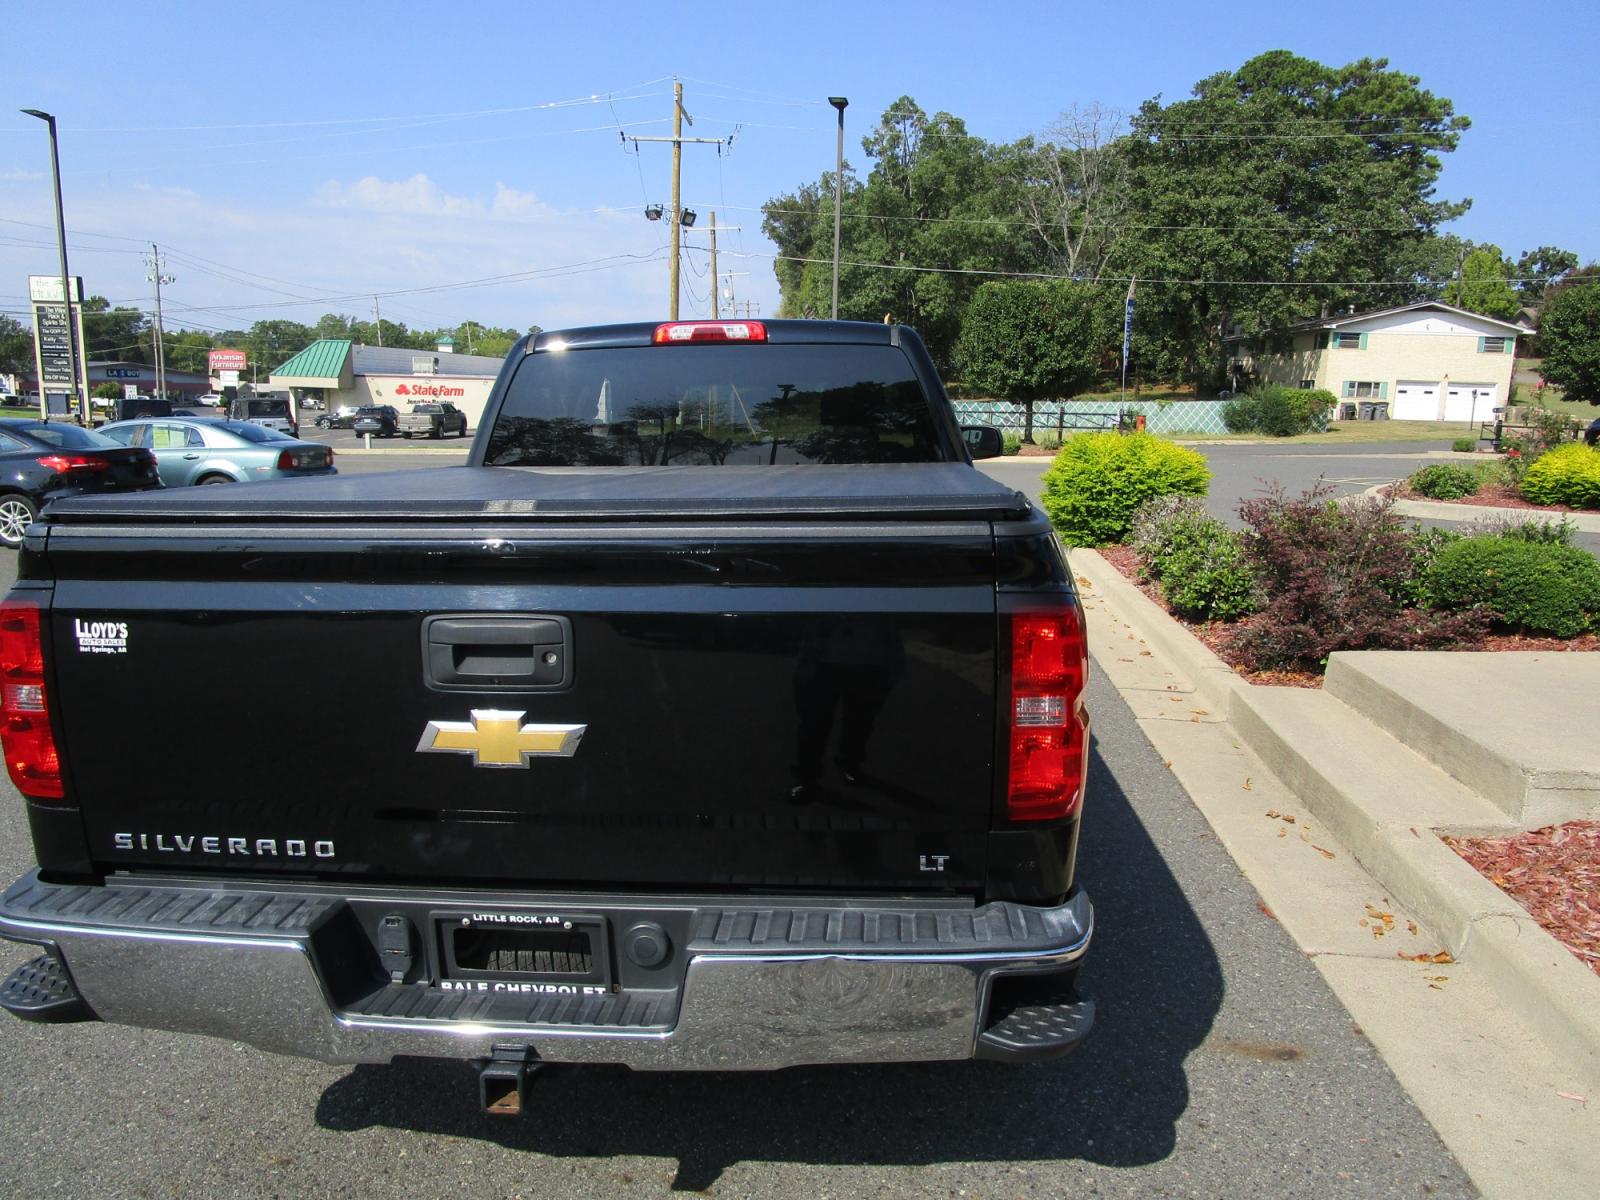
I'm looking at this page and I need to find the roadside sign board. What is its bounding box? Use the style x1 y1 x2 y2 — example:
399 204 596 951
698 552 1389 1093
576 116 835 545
123 384 139 400
33 302 79 389
218 369 240 386
208 349 247 373
28 275 84 304
27 276 88 418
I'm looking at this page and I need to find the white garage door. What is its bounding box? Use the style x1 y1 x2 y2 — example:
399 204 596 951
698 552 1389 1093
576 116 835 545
1444 383 1496 422
1392 381 1440 421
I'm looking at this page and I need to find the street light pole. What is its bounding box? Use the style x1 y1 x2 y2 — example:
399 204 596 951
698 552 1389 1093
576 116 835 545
21 108 84 423
828 97 848 320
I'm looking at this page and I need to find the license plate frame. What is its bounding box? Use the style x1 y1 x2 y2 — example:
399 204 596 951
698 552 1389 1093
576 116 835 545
434 909 611 991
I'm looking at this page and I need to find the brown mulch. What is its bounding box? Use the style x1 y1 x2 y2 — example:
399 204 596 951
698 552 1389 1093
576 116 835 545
1393 480 1592 514
1093 545 1600 681
1444 822 1600 978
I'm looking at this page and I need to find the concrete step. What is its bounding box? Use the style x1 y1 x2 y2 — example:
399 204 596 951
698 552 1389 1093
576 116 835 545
1228 686 1516 846
1324 651 1600 827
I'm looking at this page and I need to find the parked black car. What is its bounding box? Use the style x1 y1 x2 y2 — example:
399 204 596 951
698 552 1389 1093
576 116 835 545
315 405 361 430
352 405 399 438
0 419 162 547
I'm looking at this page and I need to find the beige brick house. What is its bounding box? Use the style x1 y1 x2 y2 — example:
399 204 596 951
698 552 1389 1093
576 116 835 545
1230 301 1531 422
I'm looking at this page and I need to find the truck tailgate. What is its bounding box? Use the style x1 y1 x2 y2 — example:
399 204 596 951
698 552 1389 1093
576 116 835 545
38 466 1022 894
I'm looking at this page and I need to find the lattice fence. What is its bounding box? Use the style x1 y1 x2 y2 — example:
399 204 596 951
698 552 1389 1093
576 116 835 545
952 399 1233 437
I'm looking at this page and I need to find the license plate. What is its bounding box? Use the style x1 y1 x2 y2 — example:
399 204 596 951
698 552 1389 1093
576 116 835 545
435 910 611 994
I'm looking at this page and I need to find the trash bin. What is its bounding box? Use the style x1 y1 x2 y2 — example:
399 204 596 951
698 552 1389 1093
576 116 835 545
1339 403 1357 421
1358 402 1377 420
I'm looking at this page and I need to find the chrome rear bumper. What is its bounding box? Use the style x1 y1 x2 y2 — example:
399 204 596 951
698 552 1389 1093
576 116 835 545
0 871 1092 1070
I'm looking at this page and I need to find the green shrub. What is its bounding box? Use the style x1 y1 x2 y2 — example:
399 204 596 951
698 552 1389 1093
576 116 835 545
1426 537 1600 636
1001 432 1022 456
1521 407 1584 459
1129 495 1210 569
1221 394 1260 435
1409 463 1483 500
1459 513 1576 545
1127 496 1259 621
1222 385 1334 436
1158 527 1260 622
1041 432 1210 546
1451 437 1478 453
1520 443 1600 509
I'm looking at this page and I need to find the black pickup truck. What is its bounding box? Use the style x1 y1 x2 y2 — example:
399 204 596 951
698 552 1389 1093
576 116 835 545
0 319 1093 1113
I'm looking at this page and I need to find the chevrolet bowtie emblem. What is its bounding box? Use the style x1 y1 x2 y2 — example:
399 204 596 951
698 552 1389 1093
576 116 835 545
416 710 586 768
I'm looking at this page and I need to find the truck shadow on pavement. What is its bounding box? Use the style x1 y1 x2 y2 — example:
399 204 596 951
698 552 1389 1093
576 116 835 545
314 738 1224 1190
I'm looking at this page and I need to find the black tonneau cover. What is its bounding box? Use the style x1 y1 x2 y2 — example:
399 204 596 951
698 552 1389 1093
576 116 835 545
45 463 1030 524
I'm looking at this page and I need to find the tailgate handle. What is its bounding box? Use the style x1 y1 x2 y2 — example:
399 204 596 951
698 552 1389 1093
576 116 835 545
423 615 572 690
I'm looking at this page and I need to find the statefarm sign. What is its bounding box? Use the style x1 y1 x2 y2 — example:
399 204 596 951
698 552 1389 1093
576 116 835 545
392 382 465 398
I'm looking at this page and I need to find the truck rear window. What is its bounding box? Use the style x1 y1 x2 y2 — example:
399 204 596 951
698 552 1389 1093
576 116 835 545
484 344 945 466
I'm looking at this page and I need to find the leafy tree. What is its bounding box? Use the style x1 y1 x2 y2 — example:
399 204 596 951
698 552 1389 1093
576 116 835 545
1449 244 1520 319
1011 104 1130 282
1538 268 1600 405
1515 246 1578 302
0 315 33 374
954 280 1111 441
1112 51 1470 384
313 313 355 340
91 382 123 401
165 330 216 375
760 174 840 314
81 295 150 362
244 319 313 374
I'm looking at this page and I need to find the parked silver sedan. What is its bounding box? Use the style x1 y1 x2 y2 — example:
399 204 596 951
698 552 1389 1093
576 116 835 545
98 418 336 486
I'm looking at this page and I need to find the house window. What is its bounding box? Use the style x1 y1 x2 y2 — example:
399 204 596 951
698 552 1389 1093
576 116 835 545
1299 379 1315 390
1341 381 1386 398
1332 331 1366 349
1480 336 1508 353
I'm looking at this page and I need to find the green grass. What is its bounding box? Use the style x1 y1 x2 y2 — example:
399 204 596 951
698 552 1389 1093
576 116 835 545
1172 420 1481 445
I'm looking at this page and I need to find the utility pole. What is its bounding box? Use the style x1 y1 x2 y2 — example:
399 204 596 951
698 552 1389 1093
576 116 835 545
373 296 383 346
708 212 719 319
623 81 735 319
669 82 683 319
146 244 174 400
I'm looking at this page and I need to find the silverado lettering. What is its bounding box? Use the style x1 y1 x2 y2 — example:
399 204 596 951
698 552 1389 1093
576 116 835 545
0 319 1094 1113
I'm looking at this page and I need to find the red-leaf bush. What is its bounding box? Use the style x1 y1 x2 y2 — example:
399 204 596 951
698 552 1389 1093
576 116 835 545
1232 484 1485 670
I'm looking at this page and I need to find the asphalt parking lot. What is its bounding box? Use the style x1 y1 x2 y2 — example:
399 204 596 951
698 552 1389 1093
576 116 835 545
0 513 1472 1196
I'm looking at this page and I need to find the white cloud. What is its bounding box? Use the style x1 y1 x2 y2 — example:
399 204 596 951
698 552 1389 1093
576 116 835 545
0 172 692 332
312 173 484 218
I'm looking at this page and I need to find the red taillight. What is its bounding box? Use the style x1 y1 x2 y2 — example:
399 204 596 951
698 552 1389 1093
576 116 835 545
1006 604 1089 822
652 321 768 344
36 454 110 474
0 599 63 800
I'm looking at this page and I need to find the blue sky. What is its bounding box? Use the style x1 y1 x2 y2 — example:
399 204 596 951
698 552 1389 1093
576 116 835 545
4 0 1596 342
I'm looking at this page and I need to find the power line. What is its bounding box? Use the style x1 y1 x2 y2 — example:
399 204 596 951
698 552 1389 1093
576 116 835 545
16 81 678 135
745 250 1565 289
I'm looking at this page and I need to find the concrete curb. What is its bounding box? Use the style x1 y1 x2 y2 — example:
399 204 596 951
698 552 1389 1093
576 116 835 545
1360 483 1600 531
1070 545 1600 1088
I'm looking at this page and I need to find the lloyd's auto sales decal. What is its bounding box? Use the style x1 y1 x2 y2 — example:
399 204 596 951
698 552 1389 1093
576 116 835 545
73 617 128 655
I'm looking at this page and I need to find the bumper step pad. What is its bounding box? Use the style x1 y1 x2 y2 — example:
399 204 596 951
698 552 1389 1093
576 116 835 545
0 954 96 1024
976 993 1095 1063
